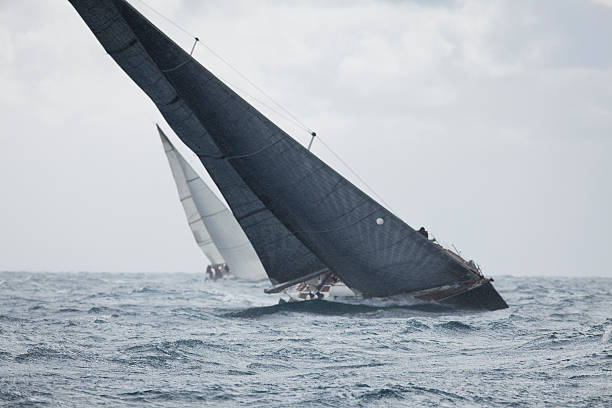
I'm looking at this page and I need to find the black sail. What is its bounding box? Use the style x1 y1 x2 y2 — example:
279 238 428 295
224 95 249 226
69 0 495 297
67 0 325 284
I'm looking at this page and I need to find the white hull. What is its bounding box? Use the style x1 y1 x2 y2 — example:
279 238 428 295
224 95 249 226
281 274 361 303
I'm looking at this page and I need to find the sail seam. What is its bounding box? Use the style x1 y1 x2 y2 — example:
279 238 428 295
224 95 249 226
161 60 190 73
188 216 204 226
235 207 268 223
216 241 252 251
162 95 180 106
201 209 227 218
92 14 123 34
226 137 284 161
108 38 138 55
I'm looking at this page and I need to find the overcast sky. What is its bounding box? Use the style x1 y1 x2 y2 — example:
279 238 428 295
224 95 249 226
1 0 611 277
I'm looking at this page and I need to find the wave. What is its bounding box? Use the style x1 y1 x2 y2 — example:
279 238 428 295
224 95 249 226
130 286 160 294
222 299 455 318
57 308 81 313
14 346 74 362
358 387 405 402
400 319 431 333
117 389 212 403
115 338 229 368
87 306 133 316
357 383 466 402
603 327 612 344
2 272 610 407
0 314 25 323
435 321 477 331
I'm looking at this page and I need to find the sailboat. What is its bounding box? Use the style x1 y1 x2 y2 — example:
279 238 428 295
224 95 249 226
69 0 508 310
158 126 267 281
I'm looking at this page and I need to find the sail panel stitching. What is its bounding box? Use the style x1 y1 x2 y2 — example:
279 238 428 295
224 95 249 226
107 38 138 55
235 207 268 223
201 208 227 218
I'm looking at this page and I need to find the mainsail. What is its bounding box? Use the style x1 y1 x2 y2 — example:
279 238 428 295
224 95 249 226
159 126 267 281
69 0 508 309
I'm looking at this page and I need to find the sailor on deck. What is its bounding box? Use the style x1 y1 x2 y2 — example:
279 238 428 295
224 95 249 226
418 227 429 239
205 265 214 280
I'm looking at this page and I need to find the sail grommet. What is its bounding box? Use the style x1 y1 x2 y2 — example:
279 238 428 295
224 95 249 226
376 217 384 225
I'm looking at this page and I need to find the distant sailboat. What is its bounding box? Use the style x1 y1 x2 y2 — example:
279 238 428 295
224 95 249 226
158 126 267 281
69 0 508 310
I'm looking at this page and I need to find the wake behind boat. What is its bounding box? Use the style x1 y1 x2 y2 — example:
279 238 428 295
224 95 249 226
69 0 508 311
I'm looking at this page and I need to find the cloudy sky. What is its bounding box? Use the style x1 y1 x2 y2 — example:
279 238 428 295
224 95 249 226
1 0 610 277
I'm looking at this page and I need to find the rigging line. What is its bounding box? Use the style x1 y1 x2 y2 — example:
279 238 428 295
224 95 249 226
198 39 315 134
132 0 394 214
131 0 313 136
211 75 315 145
316 137 394 213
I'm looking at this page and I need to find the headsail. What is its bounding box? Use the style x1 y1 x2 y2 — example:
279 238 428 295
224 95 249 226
68 0 502 302
159 126 223 266
159 126 267 281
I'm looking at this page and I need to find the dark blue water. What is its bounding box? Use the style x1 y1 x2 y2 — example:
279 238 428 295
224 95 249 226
0 272 609 407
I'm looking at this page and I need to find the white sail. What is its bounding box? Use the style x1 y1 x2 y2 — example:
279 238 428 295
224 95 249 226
159 126 267 281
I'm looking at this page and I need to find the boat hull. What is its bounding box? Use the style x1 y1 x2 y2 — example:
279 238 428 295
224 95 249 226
438 281 508 311
283 278 508 311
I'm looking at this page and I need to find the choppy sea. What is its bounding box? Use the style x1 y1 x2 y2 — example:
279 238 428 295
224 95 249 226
0 272 610 407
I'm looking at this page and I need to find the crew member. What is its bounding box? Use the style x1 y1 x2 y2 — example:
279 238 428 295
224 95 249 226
418 227 429 239
214 264 223 280
205 265 214 280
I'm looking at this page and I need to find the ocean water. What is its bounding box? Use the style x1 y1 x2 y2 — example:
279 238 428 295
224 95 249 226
0 272 609 407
